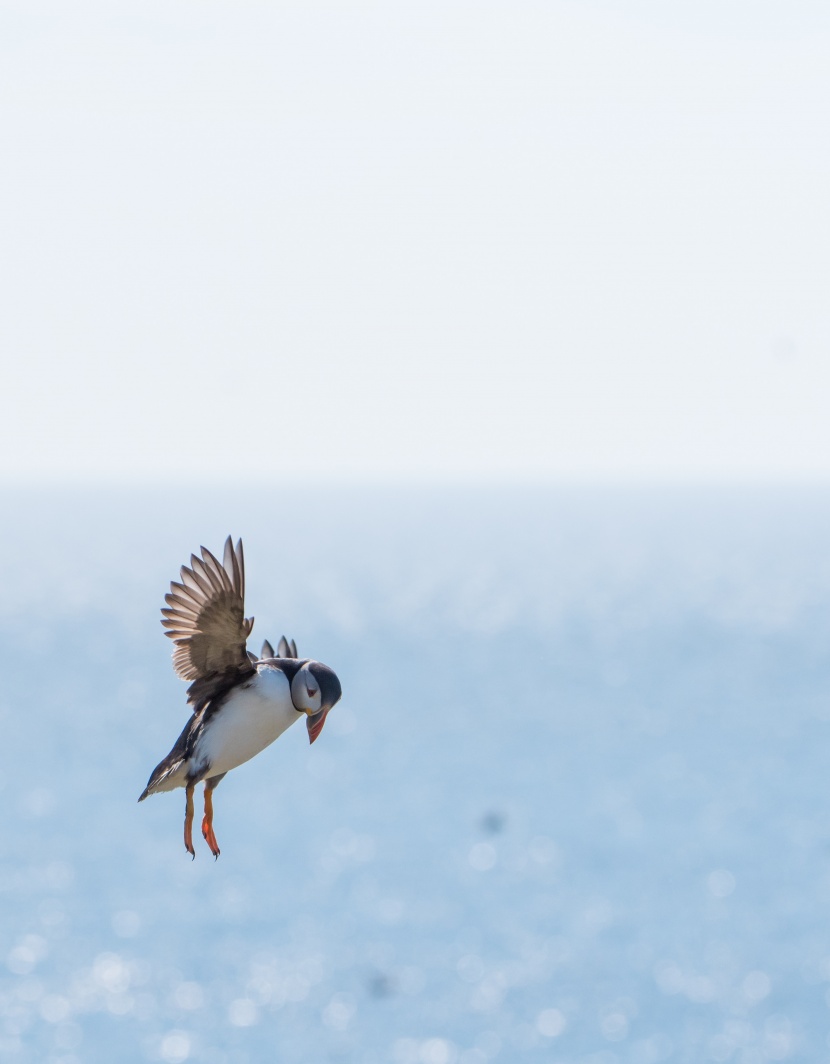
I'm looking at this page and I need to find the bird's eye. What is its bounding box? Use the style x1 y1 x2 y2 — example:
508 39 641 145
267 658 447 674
306 684 318 698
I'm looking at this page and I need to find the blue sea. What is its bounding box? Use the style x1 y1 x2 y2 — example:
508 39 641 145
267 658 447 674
2 486 830 1064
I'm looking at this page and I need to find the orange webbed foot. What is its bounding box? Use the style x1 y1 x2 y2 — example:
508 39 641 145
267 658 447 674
202 783 221 859
184 783 196 859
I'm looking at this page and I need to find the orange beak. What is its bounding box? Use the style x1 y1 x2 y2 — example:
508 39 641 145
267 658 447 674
307 709 328 744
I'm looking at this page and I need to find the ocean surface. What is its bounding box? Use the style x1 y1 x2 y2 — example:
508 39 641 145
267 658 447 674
2 486 830 1064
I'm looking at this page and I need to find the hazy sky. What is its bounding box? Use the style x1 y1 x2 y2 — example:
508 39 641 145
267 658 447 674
1 1 829 483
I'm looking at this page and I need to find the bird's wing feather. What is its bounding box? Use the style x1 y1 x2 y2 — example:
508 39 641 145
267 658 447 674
161 536 255 705
277 635 299 659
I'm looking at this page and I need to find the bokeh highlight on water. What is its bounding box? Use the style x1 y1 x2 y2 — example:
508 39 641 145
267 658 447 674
1 486 830 1063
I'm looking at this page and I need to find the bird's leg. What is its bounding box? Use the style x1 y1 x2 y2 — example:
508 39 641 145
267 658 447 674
202 781 221 859
184 783 196 859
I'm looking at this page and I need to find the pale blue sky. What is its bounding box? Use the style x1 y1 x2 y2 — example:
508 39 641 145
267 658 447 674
1 1 828 482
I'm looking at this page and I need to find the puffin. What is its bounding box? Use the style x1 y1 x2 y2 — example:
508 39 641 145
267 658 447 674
139 536 342 858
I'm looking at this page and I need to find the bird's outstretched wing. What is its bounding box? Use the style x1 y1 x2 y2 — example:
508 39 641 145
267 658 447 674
161 536 255 707
259 637 298 660
246 637 299 664
277 636 298 659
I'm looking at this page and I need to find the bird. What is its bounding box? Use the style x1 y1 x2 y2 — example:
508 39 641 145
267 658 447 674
139 536 342 858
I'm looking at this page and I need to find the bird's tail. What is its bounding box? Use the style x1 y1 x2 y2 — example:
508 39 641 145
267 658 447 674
138 752 187 801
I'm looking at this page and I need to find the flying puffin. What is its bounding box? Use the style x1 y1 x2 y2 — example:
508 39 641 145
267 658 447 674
139 536 342 858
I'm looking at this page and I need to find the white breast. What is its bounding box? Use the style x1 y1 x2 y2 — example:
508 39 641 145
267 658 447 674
191 665 301 779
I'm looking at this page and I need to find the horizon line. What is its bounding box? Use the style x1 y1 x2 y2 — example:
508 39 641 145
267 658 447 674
2 474 830 491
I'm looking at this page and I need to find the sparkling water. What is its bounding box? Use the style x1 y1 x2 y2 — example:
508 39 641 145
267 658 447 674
2 486 830 1063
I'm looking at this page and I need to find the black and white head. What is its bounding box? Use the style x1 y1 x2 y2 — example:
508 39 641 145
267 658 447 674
257 636 342 744
290 660 343 743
